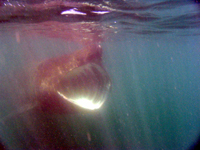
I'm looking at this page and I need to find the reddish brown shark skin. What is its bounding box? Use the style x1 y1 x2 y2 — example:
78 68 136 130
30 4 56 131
35 44 102 92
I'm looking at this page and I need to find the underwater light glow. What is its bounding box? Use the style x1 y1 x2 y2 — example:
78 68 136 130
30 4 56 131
57 92 103 110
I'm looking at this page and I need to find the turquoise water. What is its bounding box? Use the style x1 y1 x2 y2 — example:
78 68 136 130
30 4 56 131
0 0 200 149
103 34 200 149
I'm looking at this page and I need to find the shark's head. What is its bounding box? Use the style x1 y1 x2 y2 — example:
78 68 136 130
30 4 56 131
35 45 111 112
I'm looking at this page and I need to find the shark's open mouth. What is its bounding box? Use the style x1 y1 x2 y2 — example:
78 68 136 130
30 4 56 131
35 45 111 111
56 63 111 110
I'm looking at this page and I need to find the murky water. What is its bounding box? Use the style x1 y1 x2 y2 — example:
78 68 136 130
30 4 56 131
0 0 200 149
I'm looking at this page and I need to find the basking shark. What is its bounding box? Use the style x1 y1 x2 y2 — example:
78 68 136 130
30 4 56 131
0 0 115 149
0 0 114 118
35 45 111 111
0 44 111 149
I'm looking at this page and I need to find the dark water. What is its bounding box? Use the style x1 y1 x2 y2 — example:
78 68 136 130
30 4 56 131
0 0 200 149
